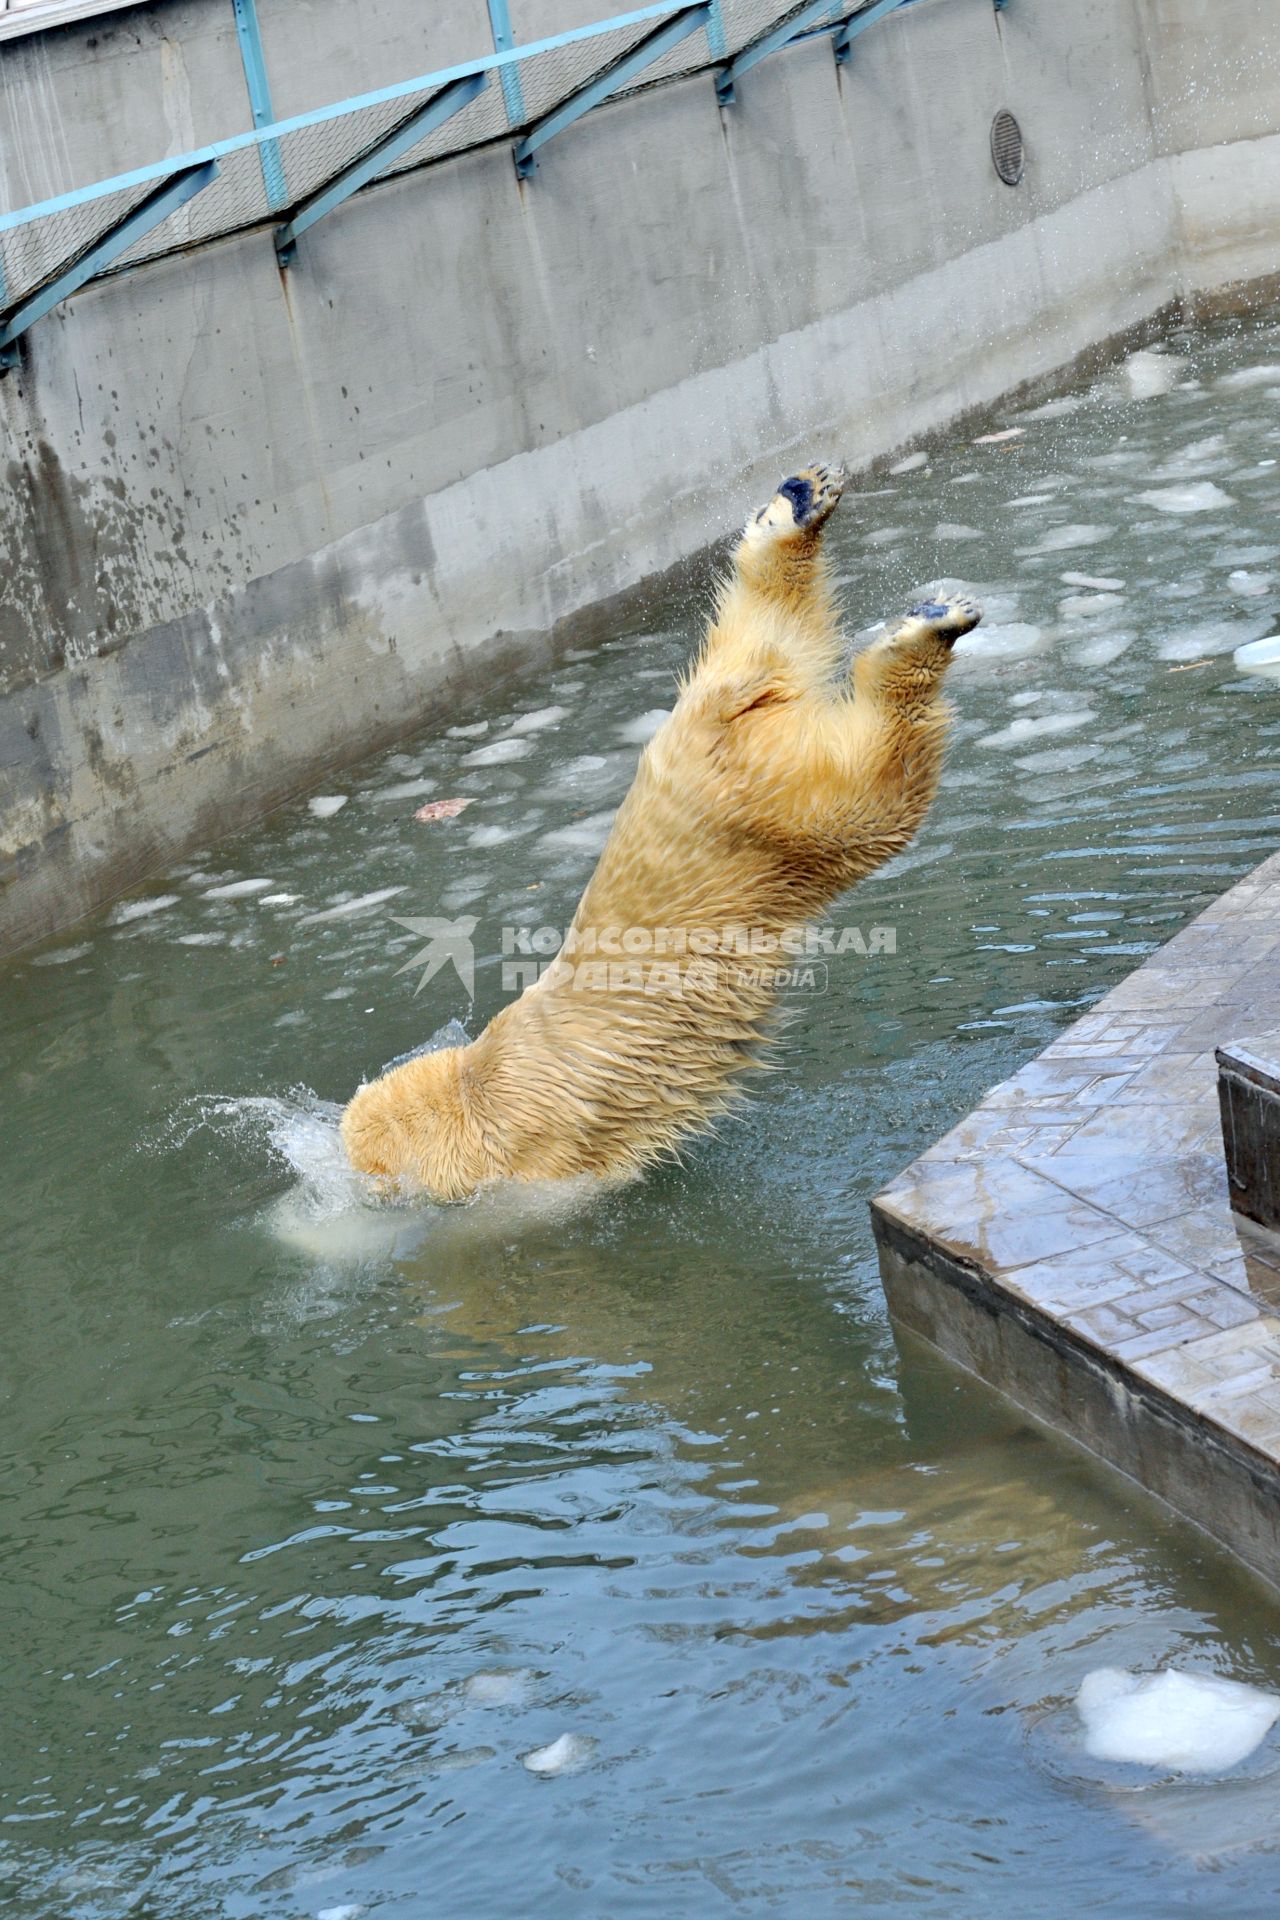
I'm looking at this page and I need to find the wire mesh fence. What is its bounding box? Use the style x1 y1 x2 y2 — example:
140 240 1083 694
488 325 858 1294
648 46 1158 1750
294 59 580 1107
0 0 901 324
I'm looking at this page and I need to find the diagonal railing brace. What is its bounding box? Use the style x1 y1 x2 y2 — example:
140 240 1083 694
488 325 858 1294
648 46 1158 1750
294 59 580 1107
513 2 712 177
0 159 219 373
274 70 488 266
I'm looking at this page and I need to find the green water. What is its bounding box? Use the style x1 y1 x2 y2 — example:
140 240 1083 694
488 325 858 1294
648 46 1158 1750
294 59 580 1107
5 312 1280 1918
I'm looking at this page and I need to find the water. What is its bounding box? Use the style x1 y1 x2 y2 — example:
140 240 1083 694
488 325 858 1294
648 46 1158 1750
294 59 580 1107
5 310 1280 1918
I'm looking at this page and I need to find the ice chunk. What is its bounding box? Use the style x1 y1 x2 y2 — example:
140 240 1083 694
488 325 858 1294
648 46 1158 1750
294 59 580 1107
978 710 1094 749
298 887 406 924
177 932 227 947
889 450 928 473
1061 572 1125 590
1059 592 1124 617
259 893 299 906
308 795 348 818
1135 482 1234 514
1078 1667 1280 1773
933 523 983 541
1018 524 1112 555
972 427 1024 445
617 709 671 744
447 721 488 739
109 893 182 922
540 809 617 852
864 526 907 547
1121 349 1184 399
1013 743 1102 773
367 777 436 802
507 705 568 734
1072 630 1136 667
463 736 533 766
201 878 274 899
459 1668 536 1707
1149 433 1230 479
1228 569 1272 597
31 943 94 965
1019 395 1084 421
1155 613 1274 662
317 1907 365 1920
560 754 608 777
521 1732 597 1776
1216 362 1280 390
952 622 1045 663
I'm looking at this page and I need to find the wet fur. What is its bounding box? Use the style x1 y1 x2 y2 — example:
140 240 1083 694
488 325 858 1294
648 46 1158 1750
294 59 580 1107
341 465 979 1200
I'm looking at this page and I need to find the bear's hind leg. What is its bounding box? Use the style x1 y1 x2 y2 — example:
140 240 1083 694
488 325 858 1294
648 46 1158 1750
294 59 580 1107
853 595 981 710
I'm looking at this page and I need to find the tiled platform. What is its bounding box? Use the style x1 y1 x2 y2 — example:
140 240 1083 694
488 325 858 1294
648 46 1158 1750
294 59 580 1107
872 849 1280 1589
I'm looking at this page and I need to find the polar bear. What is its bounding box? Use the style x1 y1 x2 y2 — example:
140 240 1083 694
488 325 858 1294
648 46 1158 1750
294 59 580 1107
341 464 979 1199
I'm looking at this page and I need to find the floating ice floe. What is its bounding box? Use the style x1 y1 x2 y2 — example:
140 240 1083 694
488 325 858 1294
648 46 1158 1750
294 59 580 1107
1077 1667 1280 1773
1228 569 1273 597
31 943 94 965
446 720 488 739
1149 433 1231 480
317 1906 365 1920
889 450 929 473
1135 481 1235 514
308 795 348 818
952 621 1046 663
616 709 671 744
1072 630 1137 668
462 736 533 766
1216 362 1280 390
459 1668 537 1708
369 777 436 803
521 1732 598 1777
259 893 299 906
1018 524 1113 555
1121 349 1185 399
972 427 1024 445
977 710 1095 750
177 932 227 947
1059 592 1124 617
298 887 406 924
539 809 618 853
1061 571 1126 590
1019 395 1085 421
506 705 568 734
932 523 983 541
1155 613 1275 662
202 877 274 899
109 893 182 922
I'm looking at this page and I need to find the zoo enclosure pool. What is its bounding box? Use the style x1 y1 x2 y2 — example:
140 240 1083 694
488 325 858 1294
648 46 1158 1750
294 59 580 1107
3 306 1280 1915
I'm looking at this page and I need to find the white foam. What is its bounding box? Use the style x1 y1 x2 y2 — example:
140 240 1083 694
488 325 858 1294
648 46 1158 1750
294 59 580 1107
109 893 182 922
1078 1667 1280 1773
201 878 274 899
1061 572 1125 590
507 705 568 734
463 736 534 766
1136 482 1234 514
298 887 405 924
616 709 671 744
307 795 348 818
978 710 1095 750
521 1732 597 1777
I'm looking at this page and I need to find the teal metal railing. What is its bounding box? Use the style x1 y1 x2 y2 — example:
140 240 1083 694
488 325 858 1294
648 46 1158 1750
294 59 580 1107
0 0 934 370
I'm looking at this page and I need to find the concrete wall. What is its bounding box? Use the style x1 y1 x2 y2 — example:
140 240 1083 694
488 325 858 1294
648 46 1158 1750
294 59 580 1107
2 0 1280 953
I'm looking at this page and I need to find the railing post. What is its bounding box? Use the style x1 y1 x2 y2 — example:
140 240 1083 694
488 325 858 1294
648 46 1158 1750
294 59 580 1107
231 0 288 209
486 0 527 127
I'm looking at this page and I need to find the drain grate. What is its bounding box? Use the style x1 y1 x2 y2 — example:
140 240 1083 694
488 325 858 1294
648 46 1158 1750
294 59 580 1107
990 108 1024 186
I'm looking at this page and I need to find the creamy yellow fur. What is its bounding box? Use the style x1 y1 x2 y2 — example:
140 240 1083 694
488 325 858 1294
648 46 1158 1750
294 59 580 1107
341 464 979 1199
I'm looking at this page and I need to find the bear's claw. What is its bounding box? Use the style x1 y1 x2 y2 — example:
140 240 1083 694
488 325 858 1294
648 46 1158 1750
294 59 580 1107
900 595 982 647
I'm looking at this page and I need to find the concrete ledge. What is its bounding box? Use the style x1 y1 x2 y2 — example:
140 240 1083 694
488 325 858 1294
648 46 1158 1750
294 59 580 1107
872 849 1280 1592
